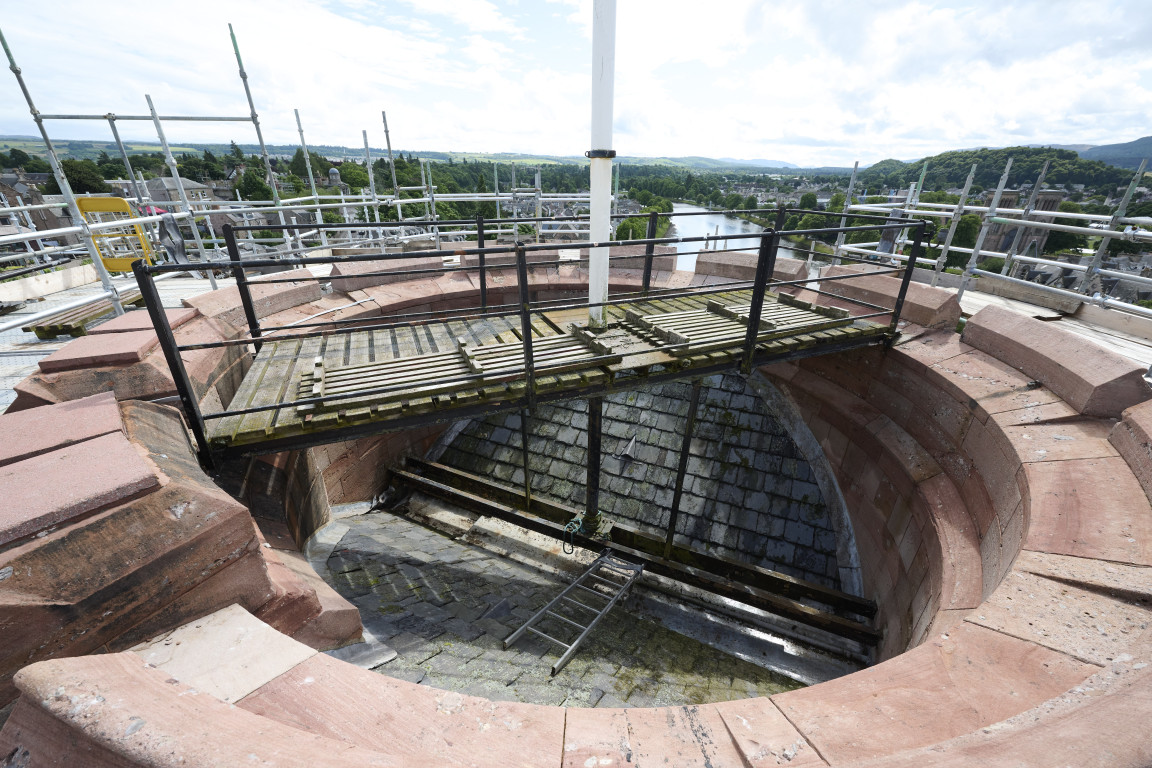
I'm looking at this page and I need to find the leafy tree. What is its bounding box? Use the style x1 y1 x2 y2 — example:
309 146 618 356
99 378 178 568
338 161 370 188
284 173 306 195
723 192 744 210
289 148 309 178
744 195 758 210
43 158 112 194
799 192 818 210
951 213 982 248
236 167 273 201
229 141 244 162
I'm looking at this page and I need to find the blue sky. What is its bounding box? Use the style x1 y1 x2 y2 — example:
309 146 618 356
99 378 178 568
1 0 1150 167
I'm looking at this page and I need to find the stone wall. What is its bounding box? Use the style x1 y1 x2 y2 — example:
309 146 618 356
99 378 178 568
439 373 844 588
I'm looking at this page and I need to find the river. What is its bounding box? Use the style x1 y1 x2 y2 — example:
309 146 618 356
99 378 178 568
668 203 798 271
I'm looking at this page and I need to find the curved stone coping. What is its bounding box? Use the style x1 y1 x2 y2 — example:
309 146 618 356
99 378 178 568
3 276 1152 764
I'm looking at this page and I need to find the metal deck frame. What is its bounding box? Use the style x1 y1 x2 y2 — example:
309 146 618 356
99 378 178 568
133 208 928 470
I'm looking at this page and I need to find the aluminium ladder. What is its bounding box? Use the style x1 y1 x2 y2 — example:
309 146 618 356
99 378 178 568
504 550 644 674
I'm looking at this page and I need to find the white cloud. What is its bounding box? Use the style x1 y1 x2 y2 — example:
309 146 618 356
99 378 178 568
1 0 1150 167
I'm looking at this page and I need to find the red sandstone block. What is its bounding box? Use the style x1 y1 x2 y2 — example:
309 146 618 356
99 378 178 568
238 653 564 766
834 664 1152 767
90 307 197 334
818 265 961 329
1109 399 1152 504
329 256 446 292
992 418 1119 464
693 253 808 284
623 705 751 767
183 267 322 328
891 329 971 374
563 707 631 767
0 391 122 468
915 473 982 611
960 418 1022 535
711 698 825 766
771 622 1095 764
961 304 1150 418
2 654 394 766
926 349 1064 424
0 432 161 547
38 330 159 373
1024 456 1152 565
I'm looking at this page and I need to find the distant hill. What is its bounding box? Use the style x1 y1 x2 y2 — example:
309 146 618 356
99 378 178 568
857 146 1133 191
718 157 798 169
1079 137 1152 171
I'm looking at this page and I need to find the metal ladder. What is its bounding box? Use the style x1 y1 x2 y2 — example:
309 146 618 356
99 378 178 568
504 550 644 674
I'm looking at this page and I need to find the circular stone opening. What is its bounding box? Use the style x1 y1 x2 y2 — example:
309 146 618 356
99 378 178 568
275 371 877 708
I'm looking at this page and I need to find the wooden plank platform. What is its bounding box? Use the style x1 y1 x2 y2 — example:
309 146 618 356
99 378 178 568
23 288 145 339
207 288 889 452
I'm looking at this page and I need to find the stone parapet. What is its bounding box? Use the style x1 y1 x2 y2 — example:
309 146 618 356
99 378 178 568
962 303 1150 417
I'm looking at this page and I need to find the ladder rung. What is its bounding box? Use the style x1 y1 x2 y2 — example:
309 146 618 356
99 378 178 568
526 626 570 649
546 610 587 630
587 573 625 587
560 595 597 612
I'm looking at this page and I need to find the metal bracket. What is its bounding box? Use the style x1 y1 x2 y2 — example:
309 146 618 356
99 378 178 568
585 149 617 159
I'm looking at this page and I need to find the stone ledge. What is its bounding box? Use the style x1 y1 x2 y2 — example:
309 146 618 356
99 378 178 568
961 304 1150 418
90 307 198 335
0 431 163 547
0 391 123 468
38 330 160 373
818 265 962 329
1109 398 1152 504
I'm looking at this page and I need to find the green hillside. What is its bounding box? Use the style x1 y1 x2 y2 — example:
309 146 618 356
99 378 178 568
858 146 1134 192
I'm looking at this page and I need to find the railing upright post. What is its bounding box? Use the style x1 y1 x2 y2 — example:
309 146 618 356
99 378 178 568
476 215 488 310
133 261 215 470
665 378 702 558
642 210 658 294
585 395 603 533
741 228 780 374
224 224 263 354
890 223 925 334
515 242 536 410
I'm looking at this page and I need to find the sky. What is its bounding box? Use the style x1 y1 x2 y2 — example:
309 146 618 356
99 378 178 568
1 0 1150 168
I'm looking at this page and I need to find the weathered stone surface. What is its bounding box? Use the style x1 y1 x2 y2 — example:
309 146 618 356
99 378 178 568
962 304 1151 418
818 265 962 329
0 431 162 547
562 708 631 766
836 663 1152 767
0 402 306 707
238 652 566 765
132 604 317 704
38 330 160 373
183 267 322 329
711 697 825 766
623 705 748 767
1110 398 1152 504
967 550 1152 665
1024 456 1152 565
89 307 197 334
10 314 243 408
330 255 447 292
694 253 808 285
0 654 395 767
0 391 122 468
772 623 1096 764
